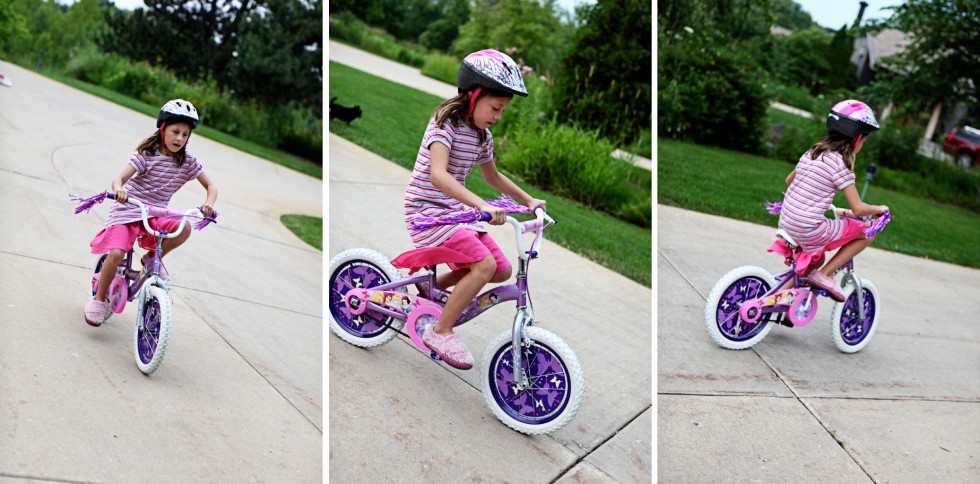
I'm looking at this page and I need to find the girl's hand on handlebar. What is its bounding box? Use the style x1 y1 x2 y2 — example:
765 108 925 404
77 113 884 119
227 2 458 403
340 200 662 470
200 204 215 218
113 189 129 204
478 203 506 225
527 198 547 214
876 205 889 215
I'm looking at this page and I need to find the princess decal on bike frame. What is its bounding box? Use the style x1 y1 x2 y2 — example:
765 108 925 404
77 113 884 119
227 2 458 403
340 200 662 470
403 49 547 369
84 99 218 326
774 99 889 301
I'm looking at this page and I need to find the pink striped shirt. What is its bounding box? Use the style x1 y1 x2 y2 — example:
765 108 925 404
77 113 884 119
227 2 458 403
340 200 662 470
778 150 855 252
404 116 494 247
104 150 203 228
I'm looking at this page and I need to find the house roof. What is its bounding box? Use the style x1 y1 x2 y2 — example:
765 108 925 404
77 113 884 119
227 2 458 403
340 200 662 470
868 28 910 69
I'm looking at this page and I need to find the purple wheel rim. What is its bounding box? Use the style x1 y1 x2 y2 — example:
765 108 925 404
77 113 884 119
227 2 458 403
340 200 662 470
487 340 571 425
839 287 876 345
713 276 772 342
138 296 160 364
329 260 393 338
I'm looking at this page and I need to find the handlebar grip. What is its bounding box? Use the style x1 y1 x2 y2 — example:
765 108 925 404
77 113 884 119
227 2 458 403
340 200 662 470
479 212 492 222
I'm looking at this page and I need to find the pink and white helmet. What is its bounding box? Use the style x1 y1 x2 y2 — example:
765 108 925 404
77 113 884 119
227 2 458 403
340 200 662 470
457 49 528 97
157 99 199 129
827 100 880 138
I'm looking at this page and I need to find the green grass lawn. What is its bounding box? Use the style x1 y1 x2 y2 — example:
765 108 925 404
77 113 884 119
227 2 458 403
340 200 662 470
658 138 980 269
281 215 323 250
329 61 652 286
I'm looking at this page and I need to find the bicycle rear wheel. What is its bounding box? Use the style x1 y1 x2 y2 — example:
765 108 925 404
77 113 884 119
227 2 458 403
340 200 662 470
482 327 585 435
704 266 776 349
328 248 405 347
134 285 172 374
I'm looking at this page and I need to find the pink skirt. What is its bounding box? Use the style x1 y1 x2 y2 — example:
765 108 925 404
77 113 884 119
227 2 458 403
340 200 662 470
439 229 511 274
90 218 182 254
769 218 867 274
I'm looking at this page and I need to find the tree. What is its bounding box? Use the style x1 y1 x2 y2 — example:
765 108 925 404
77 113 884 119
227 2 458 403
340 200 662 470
864 0 980 114
231 0 322 107
659 0 776 48
453 0 572 76
101 0 321 108
0 0 30 57
553 0 651 143
772 0 816 31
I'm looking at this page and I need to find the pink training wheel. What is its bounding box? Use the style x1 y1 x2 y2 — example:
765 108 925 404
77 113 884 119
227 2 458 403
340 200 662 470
108 275 128 313
787 291 818 326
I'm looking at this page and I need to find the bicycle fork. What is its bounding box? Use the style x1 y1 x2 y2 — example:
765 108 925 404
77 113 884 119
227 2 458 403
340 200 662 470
510 260 534 390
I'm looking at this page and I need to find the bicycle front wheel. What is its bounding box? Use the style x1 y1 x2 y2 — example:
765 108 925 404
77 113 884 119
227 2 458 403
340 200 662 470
482 327 585 435
831 279 879 353
134 285 173 375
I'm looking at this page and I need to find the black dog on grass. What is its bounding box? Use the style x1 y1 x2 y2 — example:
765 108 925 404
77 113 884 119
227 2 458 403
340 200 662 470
329 97 362 125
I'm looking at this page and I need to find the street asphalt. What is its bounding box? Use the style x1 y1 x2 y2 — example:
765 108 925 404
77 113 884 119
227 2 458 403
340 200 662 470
0 60 322 482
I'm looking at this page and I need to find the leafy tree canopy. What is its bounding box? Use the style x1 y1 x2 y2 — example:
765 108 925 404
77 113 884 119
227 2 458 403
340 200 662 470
864 0 980 114
452 0 573 76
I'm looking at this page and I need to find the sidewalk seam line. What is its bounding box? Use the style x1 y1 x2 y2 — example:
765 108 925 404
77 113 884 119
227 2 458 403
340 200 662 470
661 246 877 482
171 290 323 434
550 404 652 483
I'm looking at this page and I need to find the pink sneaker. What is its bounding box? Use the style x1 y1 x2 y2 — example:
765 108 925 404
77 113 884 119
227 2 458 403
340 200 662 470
84 300 111 327
423 331 474 370
807 271 844 302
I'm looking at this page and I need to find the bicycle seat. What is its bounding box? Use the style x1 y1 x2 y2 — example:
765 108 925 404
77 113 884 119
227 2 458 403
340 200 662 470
391 247 482 274
775 229 798 249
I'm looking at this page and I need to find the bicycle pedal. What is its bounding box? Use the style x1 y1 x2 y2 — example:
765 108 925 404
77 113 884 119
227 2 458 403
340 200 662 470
429 351 442 362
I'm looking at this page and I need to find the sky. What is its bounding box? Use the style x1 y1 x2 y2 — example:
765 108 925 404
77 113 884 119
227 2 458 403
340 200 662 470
792 0 900 30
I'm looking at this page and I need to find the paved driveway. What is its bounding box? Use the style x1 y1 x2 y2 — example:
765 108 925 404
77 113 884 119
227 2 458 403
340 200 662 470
0 60 322 482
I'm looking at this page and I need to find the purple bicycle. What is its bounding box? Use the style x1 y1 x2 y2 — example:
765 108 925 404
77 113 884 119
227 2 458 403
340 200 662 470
328 203 585 435
705 205 891 353
74 192 217 374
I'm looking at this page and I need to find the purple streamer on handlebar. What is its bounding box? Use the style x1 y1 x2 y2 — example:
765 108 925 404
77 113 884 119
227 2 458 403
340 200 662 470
69 191 109 214
764 199 783 215
411 195 531 230
863 211 892 238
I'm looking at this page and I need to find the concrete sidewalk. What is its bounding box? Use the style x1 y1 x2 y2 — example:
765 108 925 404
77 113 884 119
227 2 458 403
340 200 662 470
0 60 322 481
658 204 980 482
328 134 652 482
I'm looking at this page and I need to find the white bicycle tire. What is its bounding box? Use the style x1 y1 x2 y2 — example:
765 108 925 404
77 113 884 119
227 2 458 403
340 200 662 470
481 327 585 435
704 266 777 350
327 248 406 348
134 285 172 374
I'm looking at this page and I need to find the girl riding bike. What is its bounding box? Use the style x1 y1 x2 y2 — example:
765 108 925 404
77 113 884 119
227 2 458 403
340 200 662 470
404 49 546 369
84 99 218 326
775 99 889 301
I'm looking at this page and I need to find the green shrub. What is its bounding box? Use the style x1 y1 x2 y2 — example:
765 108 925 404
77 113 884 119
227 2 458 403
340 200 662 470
659 39 770 153
62 48 321 163
498 122 650 227
420 52 458 85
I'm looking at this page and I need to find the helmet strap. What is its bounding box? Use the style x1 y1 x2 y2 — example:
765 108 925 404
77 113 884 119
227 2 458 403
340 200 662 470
466 86 483 124
853 133 864 146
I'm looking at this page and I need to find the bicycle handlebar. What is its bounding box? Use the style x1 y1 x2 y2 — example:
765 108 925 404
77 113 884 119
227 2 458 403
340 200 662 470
106 193 211 239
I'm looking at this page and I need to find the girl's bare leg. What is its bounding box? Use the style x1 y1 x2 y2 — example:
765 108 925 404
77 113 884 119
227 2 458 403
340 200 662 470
820 237 874 276
436 265 511 289
159 221 191 257
94 249 126 302
434 255 496 335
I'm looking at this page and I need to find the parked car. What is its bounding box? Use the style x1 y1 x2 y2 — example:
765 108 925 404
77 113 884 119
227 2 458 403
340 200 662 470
943 126 980 169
